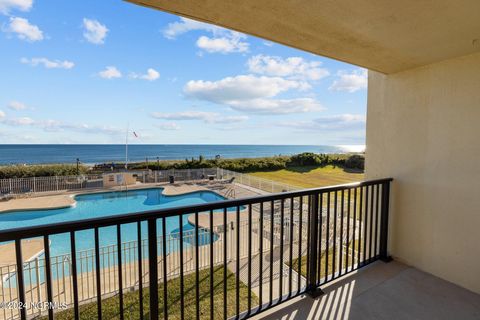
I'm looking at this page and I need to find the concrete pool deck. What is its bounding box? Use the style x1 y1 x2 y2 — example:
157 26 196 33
0 239 45 266
0 181 263 214
0 195 75 213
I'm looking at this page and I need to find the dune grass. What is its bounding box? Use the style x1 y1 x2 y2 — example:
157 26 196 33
45 266 257 320
249 165 364 188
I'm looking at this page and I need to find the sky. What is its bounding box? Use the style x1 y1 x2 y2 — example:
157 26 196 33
0 0 368 146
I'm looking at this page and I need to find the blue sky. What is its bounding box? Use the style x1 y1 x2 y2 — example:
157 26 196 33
0 0 367 146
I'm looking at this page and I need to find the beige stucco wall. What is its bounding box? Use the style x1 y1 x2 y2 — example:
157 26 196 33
365 52 480 293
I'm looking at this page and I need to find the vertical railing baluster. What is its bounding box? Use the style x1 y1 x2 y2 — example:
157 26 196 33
43 235 54 320
288 197 294 297
148 218 159 320
269 200 274 306
162 218 168 320
236 206 240 316
332 191 337 278
317 193 323 284
247 204 252 315
369 185 375 263
94 228 102 320
195 212 200 320
358 187 363 265
178 216 184 320
339 190 344 275
259 202 264 309
346 188 351 271
374 183 380 258
223 208 228 320
306 196 311 289
352 187 357 271
278 198 285 301
117 225 124 320
209 210 214 319
15 239 27 320
70 232 79 320
325 192 330 280
137 222 144 319
363 186 369 265
297 196 303 296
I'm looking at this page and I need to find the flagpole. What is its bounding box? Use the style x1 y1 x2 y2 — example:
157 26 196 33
125 123 129 170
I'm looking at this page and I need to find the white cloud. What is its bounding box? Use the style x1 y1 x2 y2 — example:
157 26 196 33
3 116 34 125
163 17 249 54
82 18 108 44
5 17 43 41
184 75 309 103
20 57 74 69
247 55 329 81
228 98 324 114
183 74 321 115
7 100 26 110
278 114 366 130
0 110 5 118
329 69 368 93
0 0 32 14
162 17 221 39
130 68 160 81
151 111 248 124
196 32 249 54
98 66 122 79
155 122 181 130
263 41 274 47
0 115 123 135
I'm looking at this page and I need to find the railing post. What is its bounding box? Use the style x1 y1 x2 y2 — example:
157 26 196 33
379 181 392 262
307 193 323 297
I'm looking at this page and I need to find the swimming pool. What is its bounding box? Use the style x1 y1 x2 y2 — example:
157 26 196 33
0 188 229 258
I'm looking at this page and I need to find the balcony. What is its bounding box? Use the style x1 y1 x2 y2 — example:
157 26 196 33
2 168 480 320
0 175 396 319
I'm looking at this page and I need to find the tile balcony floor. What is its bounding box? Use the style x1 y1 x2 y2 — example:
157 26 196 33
252 260 480 320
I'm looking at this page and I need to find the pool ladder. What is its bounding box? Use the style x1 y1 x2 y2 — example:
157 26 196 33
224 188 236 199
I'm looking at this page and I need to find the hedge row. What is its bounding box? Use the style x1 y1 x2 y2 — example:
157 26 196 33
0 164 89 179
111 152 364 173
0 153 364 179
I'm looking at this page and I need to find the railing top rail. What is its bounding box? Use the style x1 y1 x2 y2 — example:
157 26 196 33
0 177 392 241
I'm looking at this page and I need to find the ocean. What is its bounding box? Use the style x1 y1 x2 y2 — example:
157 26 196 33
0 144 364 165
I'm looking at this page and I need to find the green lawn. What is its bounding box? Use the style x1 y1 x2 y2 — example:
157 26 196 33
46 267 257 320
290 240 359 279
249 165 364 188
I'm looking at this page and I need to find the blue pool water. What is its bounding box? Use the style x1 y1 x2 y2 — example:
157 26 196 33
0 188 228 258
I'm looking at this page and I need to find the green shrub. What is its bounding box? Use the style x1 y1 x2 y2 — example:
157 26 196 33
0 164 89 179
344 154 365 170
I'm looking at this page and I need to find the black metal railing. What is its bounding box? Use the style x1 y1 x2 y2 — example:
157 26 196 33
0 178 392 320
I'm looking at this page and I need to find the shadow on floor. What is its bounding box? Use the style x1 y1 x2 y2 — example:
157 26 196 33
252 261 480 320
